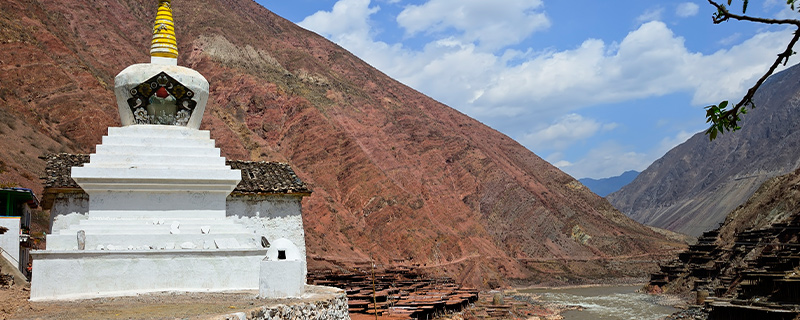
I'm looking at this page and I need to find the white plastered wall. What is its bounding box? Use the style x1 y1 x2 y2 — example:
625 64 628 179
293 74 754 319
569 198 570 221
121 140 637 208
48 193 306 265
30 249 265 300
46 192 307 280
0 217 21 267
226 194 307 277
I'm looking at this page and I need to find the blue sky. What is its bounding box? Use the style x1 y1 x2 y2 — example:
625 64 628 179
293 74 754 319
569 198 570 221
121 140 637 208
257 0 799 179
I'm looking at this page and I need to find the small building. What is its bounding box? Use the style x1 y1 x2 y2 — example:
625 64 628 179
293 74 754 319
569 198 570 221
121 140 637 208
0 187 39 278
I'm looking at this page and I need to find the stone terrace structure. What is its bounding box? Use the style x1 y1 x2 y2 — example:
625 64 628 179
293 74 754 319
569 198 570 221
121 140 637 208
651 215 800 319
309 267 478 319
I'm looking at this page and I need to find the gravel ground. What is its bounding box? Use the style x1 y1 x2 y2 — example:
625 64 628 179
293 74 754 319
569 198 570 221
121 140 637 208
1 285 32 320
662 306 709 320
1 284 340 320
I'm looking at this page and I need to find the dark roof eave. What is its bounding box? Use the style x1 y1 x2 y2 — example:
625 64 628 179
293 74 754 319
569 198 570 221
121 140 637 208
40 187 312 208
42 153 312 196
40 187 86 210
0 187 40 208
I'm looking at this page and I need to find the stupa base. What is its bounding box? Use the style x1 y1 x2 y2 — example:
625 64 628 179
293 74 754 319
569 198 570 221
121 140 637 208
29 248 266 301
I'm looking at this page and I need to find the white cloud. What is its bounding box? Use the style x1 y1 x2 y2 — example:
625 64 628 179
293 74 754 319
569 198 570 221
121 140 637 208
543 126 697 179
472 21 793 116
522 114 616 151
718 32 742 46
758 0 800 18
550 129 697 179
299 0 378 39
550 142 651 179
301 1 792 123
658 130 696 155
690 29 795 105
544 153 572 169
774 4 800 19
764 0 782 9
396 0 550 50
636 7 664 24
552 160 572 168
676 2 700 18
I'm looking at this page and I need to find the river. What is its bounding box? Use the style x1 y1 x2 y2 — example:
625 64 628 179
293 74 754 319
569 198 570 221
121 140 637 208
521 285 679 320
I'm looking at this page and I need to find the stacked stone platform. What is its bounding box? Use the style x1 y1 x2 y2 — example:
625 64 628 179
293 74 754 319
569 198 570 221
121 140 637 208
650 215 800 319
308 267 478 319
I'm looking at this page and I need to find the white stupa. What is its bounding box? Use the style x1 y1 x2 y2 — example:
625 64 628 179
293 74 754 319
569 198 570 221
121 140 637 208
30 0 273 300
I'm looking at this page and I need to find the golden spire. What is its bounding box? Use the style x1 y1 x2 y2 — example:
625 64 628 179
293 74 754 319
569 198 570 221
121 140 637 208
150 0 178 59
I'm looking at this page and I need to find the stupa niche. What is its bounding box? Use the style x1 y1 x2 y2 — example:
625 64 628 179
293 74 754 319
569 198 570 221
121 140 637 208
115 0 206 128
30 0 308 301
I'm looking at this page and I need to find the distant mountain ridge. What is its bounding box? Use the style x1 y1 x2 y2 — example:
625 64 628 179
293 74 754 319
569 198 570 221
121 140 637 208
608 63 800 237
0 0 681 286
579 171 639 197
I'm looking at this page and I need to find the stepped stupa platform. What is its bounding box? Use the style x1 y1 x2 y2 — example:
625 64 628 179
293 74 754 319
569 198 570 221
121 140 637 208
29 0 322 306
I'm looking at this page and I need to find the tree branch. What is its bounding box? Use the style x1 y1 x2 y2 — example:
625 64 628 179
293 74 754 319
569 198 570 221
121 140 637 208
708 0 800 26
715 27 800 129
731 29 800 111
704 0 800 139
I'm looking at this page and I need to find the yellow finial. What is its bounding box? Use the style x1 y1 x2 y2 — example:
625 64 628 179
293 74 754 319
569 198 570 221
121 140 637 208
150 0 178 59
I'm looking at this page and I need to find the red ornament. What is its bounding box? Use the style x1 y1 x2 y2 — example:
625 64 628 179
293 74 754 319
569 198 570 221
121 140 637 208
155 86 169 98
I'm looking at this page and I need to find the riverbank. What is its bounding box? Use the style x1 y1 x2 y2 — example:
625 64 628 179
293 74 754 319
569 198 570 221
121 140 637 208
514 284 688 320
431 280 690 320
662 306 709 320
515 277 651 290
516 277 692 308
436 290 571 320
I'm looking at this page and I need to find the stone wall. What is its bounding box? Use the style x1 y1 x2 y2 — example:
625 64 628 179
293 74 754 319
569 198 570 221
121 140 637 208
221 286 350 320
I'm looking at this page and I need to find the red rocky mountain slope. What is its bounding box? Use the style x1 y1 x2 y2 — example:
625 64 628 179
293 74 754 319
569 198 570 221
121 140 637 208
0 0 683 287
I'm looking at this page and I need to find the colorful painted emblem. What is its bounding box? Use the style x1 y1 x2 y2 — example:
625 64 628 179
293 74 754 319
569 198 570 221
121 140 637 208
127 72 196 125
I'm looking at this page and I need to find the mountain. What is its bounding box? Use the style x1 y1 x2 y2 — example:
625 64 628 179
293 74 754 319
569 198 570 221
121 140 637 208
579 171 639 197
0 0 682 287
608 63 800 237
